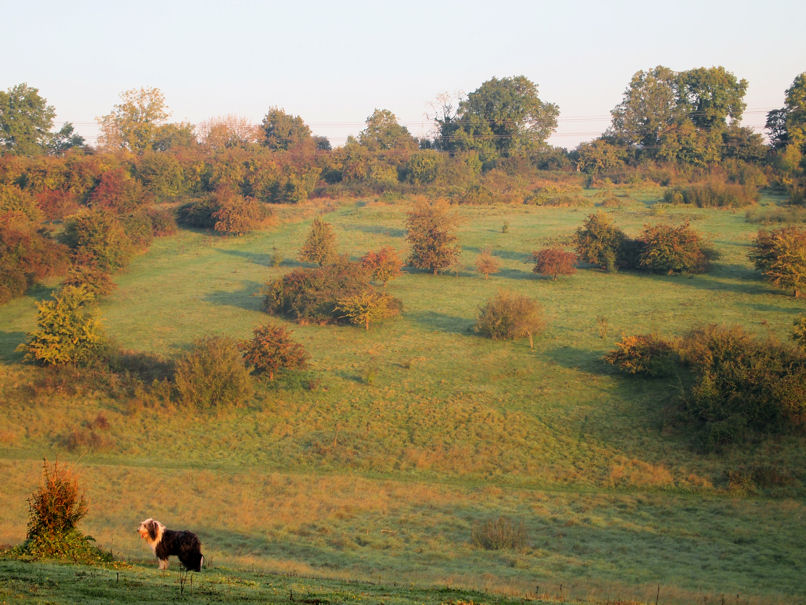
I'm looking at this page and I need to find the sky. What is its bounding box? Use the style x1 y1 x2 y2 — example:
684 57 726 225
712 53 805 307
3 0 805 149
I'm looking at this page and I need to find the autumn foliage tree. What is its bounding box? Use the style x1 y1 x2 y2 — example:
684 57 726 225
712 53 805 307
239 323 309 380
749 226 806 297
361 246 403 285
406 200 460 274
532 248 577 280
475 247 500 279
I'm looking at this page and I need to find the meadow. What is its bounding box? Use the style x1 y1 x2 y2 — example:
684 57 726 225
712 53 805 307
1 189 804 604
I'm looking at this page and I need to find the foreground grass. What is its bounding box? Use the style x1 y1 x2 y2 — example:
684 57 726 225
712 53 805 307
1 191 804 603
0 559 545 605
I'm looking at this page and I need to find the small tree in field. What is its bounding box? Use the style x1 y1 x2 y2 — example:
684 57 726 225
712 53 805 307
749 226 806 297
336 290 401 330
240 323 309 380
406 200 460 274
574 212 628 271
361 247 403 285
300 216 337 266
21 285 105 366
475 290 547 349
475 247 500 279
532 247 577 280
13 460 111 563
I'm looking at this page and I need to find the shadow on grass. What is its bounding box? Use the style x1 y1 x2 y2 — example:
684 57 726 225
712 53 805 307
408 310 472 335
203 281 264 311
215 248 308 269
495 268 537 281
462 245 533 263
0 331 26 363
642 271 775 297
543 345 611 374
341 223 405 238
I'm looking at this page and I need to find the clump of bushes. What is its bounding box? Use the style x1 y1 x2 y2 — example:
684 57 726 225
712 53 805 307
471 516 528 551
9 460 113 564
663 180 758 208
573 212 631 272
174 336 253 409
475 290 546 349
532 247 577 280
61 209 134 272
240 323 309 380
264 259 401 326
605 325 806 450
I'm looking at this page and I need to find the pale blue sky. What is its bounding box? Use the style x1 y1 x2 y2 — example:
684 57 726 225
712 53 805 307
3 0 805 148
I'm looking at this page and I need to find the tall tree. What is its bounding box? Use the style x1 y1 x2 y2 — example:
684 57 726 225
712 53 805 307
97 87 170 153
261 107 312 151
440 76 559 162
767 73 806 152
0 83 56 155
358 108 417 151
676 66 747 130
610 66 681 150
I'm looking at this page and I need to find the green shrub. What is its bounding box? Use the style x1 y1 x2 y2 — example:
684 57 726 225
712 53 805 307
61 209 134 272
604 334 677 377
263 259 378 324
240 323 309 380
793 316 806 351
20 285 106 366
679 325 806 449
749 226 806 297
471 516 528 551
406 200 460 274
174 336 253 409
638 222 710 274
176 195 218 229
475 290 546 349
336 290 402 330
574 212 633 271
62 263 115 298
299 216 337 265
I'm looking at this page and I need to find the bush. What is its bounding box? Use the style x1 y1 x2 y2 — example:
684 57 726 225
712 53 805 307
176 195 219 229
62 263 115 298
11 460 112 564
679 325 806 449
532 247 577 280
240 323 309 380
0 218 69 304
20 285 106 366
475 290 547 349
61 209 134 272
87 167 145 213
574 212 632 271
749 226 806 297
300 216 338 266
638 222 710 274
174 336 253 409
471 516 528 551
213 190 270 236
604 334 677 377
336 290 402 330
263 259 377 324
361 246 403 285
793 316 806 351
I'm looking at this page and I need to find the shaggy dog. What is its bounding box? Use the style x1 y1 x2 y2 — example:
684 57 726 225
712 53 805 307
137 518 204 571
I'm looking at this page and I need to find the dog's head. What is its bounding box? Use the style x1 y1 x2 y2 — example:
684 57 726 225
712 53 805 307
137 518 164 544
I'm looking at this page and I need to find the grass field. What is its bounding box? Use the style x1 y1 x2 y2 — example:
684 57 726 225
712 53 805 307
1 190 804 604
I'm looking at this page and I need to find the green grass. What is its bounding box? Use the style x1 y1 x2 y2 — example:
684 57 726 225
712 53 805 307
1 191 804 603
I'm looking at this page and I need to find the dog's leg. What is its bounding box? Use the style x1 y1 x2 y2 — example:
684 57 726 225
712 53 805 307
158 558 169 570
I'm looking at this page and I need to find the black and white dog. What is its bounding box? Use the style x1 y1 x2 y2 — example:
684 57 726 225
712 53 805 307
137 518 204 571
